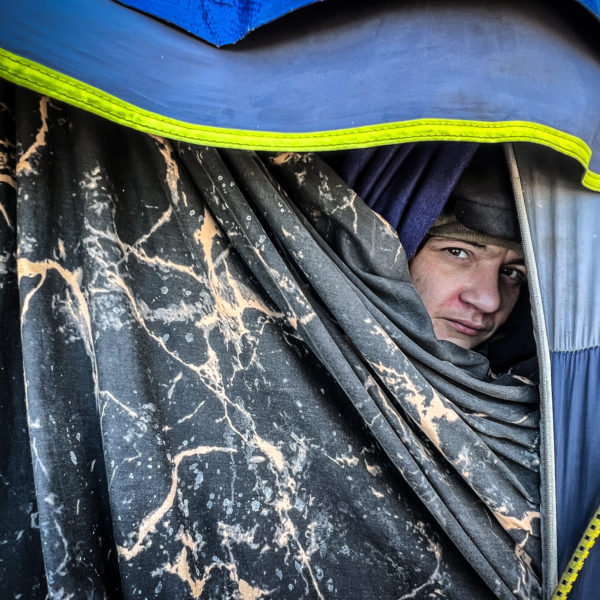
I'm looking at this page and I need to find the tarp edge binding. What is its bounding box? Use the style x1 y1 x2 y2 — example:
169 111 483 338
2 47 599 192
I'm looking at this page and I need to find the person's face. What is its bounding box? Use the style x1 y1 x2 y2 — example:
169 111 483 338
409 236 527 350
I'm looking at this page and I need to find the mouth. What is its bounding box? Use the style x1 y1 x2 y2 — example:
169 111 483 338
446 319 486 336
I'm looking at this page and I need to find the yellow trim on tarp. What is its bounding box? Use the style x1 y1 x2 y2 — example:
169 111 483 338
2 47 600 191
552 506 600 599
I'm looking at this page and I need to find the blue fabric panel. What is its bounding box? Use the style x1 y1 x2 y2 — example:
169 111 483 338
3 0 600 166
116 0 322 46
514 144 600 351
338 142 477 258
577 0 600 20
516 141 600 597
115 0 600 46
552 348 600 598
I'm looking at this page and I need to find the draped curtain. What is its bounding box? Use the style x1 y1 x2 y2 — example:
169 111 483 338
515 144 600 600
0 82 540 599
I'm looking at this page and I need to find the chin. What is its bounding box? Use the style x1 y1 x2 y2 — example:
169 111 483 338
434 327 483 350
445 337 476 350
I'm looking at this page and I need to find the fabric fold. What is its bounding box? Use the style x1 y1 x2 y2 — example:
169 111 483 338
2 84 540 599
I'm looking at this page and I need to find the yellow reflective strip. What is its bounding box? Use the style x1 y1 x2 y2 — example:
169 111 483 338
552 507 600 599
2 47 600 191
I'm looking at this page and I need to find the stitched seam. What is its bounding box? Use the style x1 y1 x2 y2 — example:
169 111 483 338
2 48 600 190
552 345 600 355
0 51 592 143
0 53 584 137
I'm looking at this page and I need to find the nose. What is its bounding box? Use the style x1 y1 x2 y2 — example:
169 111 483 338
458 266 501 314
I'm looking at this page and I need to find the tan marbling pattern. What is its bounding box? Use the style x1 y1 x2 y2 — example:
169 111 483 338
1 84 540 600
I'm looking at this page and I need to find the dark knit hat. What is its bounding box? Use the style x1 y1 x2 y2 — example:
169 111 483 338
428 211 523 254
428 144 522 252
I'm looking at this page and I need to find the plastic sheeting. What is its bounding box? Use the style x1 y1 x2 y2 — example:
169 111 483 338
2 0 600 191
578 0 600 22
113 0 600 46
115 0 323 46
516 143 600 600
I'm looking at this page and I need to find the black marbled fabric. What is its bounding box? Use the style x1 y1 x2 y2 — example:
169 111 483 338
0 82 541 600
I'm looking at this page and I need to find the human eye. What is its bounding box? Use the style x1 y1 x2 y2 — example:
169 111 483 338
501 265 526 285
445 247 469 259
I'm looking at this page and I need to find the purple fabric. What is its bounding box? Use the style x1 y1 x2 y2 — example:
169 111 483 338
340 143 478 257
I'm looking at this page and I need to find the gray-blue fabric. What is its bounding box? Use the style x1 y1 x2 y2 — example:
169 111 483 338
517 144 600 599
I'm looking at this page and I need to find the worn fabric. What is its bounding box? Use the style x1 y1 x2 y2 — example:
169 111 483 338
338 143 478 258
0 84 541 599
113 0 600 47
428 210 523 254
114 0 322 46
4 0 600 197
514 143 600 600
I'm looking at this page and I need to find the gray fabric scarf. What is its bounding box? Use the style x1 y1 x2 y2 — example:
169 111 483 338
1 82 540 600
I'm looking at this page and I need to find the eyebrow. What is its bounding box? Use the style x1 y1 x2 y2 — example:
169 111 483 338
430 237 486 250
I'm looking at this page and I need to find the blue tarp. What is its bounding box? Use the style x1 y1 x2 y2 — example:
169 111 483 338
3 1 600 598
516 143 600 600
116 0 323 46
2 0 600 191
579 0 600 21
115 0 600 46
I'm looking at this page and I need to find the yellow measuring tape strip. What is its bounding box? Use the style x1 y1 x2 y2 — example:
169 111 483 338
552 505 600 599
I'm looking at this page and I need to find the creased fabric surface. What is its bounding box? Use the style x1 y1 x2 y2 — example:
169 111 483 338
513 143 600 599
0 83 540 599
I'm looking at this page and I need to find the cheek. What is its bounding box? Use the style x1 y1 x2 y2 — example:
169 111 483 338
507 286 522 311
412 276 452 314
410 260 458 313
410 268 431 303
